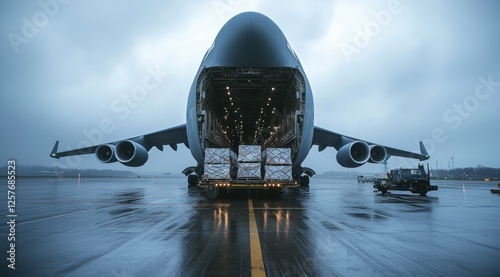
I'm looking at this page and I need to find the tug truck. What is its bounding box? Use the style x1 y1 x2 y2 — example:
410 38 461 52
198 146 298 198
373 164 438 196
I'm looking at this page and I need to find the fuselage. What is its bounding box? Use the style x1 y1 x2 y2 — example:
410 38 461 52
186 12 314 168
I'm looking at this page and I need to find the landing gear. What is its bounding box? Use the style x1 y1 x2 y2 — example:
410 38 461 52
187 174 198 186
293 167 314 187
300 175 310 187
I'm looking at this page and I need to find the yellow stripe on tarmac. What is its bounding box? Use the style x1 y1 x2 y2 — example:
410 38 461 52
248 198 266 277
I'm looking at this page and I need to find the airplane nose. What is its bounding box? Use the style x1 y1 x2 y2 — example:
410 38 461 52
206 12 295 67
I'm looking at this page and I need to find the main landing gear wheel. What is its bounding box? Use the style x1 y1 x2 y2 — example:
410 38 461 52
300 175 310 187
187 175 198 186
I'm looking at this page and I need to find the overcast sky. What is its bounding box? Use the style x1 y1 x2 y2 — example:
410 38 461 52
1 0 499 175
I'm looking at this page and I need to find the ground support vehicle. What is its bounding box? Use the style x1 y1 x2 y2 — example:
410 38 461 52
373 164 438 196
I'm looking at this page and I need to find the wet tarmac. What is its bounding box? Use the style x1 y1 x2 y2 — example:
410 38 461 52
1 177 499 276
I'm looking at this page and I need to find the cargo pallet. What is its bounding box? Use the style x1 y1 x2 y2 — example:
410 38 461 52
195 146 303 198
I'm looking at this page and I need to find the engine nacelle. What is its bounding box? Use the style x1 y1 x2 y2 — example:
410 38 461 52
368 145 387 164
116 140 149 167
336 141 370 168
95 144 118 163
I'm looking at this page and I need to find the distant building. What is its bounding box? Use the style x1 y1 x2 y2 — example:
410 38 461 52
39 170 65 177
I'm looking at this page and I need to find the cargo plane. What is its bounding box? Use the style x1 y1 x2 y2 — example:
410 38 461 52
50 12 429 187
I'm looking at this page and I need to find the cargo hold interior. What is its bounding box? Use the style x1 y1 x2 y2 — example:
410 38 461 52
195 67 306 161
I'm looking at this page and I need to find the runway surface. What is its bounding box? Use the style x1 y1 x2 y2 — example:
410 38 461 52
1 176 500 276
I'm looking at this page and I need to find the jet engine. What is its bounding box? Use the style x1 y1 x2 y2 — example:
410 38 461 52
336 141 370 168
95 144 118 163
115 140 149 167
368 145 387 164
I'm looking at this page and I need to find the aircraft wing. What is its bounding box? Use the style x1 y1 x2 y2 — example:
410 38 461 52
312 126 429 166
50 124 188 159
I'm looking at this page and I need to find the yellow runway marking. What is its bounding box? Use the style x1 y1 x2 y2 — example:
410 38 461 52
248 198 266 277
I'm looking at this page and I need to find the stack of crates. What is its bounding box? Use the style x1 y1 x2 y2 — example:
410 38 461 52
204 148 237 180
237 145 262 179
262 148 293 180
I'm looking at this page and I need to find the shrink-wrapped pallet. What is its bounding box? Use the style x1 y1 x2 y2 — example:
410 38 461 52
204 164 231 180
237 163 262 179
262 148 292 165
204 148 237 164
238 145 262 163
265 165 293 180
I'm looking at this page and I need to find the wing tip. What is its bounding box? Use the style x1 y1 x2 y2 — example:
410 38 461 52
419 155 430 161
418 141 430 161
419 141 429 156
50 141 60 159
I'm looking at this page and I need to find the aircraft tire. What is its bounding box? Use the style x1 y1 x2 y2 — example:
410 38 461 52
300 175 310 187
188 175 198 186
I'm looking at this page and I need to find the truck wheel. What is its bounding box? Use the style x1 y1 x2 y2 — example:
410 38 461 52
300 175 310 187
187 175 198 186
380 187 388 194
418 183 428 196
